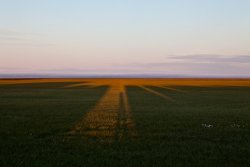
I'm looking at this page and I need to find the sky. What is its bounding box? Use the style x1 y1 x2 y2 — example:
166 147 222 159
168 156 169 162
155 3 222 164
0 0 250 77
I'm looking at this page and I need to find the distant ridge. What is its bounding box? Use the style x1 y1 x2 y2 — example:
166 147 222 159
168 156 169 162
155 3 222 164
0 73 250 79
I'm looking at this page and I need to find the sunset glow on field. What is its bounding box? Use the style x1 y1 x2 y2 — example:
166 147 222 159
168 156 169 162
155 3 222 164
1 0 250 166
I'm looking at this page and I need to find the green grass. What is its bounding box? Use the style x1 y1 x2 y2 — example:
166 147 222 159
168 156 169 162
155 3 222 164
127 86 250 166
0 83 250 167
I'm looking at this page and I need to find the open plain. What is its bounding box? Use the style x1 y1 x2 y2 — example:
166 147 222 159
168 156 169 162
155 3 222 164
1 78 250 167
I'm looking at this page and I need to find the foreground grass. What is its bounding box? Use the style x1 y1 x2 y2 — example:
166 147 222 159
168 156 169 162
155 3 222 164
0 82 108 166
128 86 250 166
0 81 250 167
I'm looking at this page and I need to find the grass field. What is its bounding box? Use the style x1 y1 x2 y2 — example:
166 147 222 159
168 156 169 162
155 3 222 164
0 78 250 167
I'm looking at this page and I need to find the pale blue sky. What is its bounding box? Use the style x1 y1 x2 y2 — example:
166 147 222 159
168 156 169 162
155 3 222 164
0 0 250 76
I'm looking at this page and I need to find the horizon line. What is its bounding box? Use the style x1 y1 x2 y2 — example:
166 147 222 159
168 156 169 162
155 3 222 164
0 73 250 79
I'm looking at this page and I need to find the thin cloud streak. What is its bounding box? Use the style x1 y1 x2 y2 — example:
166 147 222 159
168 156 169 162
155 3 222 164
1 54 250 77
167 54 250 63
0 28 55 46
0 28 26 36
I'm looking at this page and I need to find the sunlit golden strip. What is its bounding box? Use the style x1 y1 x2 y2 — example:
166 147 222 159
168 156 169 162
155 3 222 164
69 82 137 142
155 85 187 93
70 86 120 141
0 79 89 85
138 86 175 102
2 78 250 87
123 88 137 138
64 83 91 88
117 86 137 140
